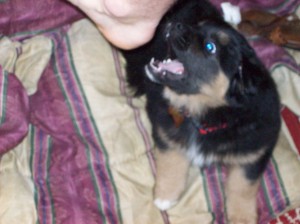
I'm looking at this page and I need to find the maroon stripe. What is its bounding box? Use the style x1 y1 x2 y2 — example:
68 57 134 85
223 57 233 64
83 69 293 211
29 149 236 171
52 32 119 223
0 67 29 154
257 182 273 223
264 161 287 213
203 166 226 224
29 28 120 223
31 58 107 224
33 128 54 224
281 106 300 155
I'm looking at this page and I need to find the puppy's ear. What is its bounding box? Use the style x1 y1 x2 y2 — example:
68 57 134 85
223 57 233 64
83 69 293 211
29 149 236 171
228 35 260 104
229 64 256 99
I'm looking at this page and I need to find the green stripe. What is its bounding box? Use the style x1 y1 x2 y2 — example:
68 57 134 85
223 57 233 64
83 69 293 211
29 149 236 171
200 169 215 223
51 40 107 224
65 35 123 223
29 125 40 224
261 157 291 218
217 166 226 216
261 173 275 217
46 136 56 224
0 70 8 125
270 156 290 206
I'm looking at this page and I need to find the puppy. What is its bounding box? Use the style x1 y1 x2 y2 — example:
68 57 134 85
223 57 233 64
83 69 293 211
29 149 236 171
123 0 281 223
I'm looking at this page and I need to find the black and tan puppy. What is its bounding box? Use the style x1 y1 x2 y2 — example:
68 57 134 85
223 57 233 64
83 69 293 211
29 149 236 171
123 0 281 223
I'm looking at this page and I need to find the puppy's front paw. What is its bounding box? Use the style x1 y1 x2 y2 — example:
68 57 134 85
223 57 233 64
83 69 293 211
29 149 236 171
227 200 257 224
154 198 177 211
227 214 257 224
225 166 260 224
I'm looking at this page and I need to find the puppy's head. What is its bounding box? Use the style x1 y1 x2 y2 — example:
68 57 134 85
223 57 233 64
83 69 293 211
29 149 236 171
145 21 256 109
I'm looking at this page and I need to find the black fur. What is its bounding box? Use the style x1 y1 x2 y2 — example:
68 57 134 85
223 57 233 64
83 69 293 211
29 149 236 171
123 0 280 182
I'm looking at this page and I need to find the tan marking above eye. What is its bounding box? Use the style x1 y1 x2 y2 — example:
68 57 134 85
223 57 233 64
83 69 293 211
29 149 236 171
217 31 230 45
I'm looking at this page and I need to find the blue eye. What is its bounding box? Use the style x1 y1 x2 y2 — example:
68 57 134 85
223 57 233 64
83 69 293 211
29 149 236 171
205 41 216 54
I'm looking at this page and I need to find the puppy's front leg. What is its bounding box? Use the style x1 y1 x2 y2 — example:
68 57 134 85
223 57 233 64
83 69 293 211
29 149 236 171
226 165 260 224
154 149 190 211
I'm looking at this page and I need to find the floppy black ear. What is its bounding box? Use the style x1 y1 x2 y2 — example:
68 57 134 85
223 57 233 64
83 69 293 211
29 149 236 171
227 35 262 104
228 63 256 101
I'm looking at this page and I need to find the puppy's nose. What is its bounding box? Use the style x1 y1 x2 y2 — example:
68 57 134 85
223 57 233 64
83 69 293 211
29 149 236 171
169 23 190 50
174 22 186 33
175 22 183 30
165 22 186 39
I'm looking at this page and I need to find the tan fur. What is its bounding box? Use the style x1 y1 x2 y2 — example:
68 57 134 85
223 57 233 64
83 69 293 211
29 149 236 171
154 128 190 203
222 148 266 165
163 72 229 115
193 147 266 167
226 166 260 224
188 144 266 168
157 126 185 149
154 149 190 203
210 147 266 165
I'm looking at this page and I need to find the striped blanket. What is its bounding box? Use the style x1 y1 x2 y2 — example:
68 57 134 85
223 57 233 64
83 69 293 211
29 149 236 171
0 1 300 224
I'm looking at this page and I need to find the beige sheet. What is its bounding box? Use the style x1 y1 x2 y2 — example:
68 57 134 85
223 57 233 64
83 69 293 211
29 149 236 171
0 19 299 224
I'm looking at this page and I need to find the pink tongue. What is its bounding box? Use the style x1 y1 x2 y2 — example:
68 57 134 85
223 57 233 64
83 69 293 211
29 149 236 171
158 60 184 74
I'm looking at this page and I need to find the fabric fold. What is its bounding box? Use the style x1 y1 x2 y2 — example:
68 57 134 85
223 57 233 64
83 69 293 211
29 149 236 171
0 66 29 154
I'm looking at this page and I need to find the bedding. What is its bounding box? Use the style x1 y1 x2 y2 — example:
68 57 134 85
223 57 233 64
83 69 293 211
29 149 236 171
0 0 299 223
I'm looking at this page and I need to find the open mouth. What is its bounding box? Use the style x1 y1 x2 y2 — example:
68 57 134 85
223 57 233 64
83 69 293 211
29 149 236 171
145 57 186 83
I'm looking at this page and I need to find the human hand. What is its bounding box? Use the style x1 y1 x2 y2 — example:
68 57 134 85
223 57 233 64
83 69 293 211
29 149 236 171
67 0 176 49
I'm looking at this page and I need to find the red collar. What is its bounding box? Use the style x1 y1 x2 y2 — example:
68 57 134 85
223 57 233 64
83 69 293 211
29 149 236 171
197 122 228 135
168 106 228 135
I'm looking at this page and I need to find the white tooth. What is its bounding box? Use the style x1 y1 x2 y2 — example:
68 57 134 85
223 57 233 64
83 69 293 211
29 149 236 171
150 57 155 64
163 59 167 64
167 59 172 63
163 71 166 76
